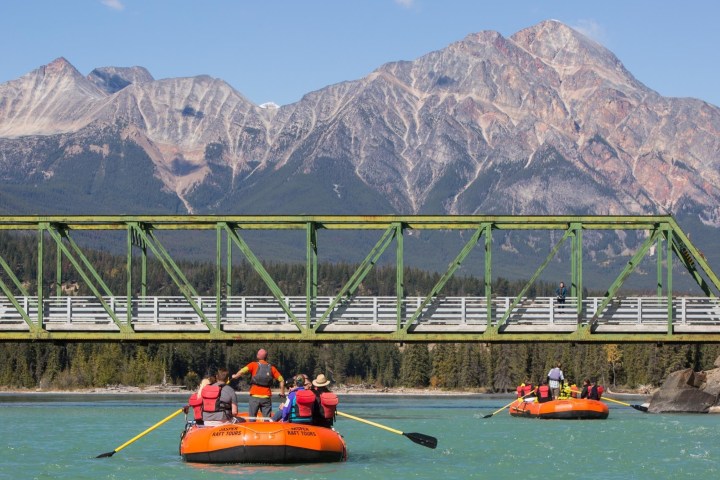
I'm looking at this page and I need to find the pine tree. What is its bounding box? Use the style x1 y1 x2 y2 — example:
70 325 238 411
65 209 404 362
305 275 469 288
400 344 431 387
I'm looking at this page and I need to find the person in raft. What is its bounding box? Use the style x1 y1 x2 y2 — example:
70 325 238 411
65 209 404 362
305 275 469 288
271 372 311 421
516 380 535 401
581 378 604 400
311 373 339 428
281 375 315 424
547 362 565 399
232 349 286 419
558 380 580 399
536 380 553 403
201 369 238 426
515 380 535 402
185 374 216 425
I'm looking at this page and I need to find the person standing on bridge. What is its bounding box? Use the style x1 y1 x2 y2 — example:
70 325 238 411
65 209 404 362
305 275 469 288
555 281 568 309
231 349 285 419
547 362 564 400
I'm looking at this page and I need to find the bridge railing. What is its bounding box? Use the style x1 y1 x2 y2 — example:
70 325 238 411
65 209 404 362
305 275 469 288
2 295 720 333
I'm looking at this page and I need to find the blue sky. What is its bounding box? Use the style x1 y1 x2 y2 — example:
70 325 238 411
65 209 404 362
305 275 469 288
1 1 718 106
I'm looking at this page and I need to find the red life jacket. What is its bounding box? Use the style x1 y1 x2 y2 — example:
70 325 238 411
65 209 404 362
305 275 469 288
597 385 604 399
187 393 203 421
516 386 524 397
289 389 315 423
201 384 231 413
295 389 316 418
319 392 339 419
538 385 551 399
522 384 534 396
585 385 600 400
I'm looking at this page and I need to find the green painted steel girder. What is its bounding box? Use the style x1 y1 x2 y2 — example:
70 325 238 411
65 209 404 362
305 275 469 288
498 228 574 328
129 224 217 333
403 224 486 332
1 215 719 344
313 224 398 332
590 228 661 328
223 223 304 332
44 225 131 333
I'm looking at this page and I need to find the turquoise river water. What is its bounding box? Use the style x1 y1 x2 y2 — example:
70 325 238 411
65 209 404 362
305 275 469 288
0 393 717 479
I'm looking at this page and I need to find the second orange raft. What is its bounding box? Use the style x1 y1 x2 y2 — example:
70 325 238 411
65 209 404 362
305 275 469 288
509 398 609 420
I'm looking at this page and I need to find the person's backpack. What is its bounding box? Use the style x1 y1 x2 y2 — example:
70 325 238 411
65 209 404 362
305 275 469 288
251 362 273 387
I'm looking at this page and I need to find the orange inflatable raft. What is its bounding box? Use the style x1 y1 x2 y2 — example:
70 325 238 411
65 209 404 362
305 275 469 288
180 420 347 464
509 398 609 419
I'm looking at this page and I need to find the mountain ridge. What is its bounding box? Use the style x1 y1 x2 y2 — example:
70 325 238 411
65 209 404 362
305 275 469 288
0 20 718 232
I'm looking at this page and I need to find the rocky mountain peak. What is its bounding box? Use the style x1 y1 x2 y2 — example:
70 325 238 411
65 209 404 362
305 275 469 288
88 66 154 94
0 57 106 137
44 56 76 74
0 20 718 249
513 20 625 72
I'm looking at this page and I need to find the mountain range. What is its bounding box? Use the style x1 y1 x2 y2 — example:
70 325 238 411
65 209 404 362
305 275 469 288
1 20 718 280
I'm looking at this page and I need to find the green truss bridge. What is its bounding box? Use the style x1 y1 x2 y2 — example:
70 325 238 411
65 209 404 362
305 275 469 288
0 215 719 343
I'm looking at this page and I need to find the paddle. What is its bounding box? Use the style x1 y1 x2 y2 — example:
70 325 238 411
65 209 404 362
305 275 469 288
96 408 184 458
336 411 437 449
483 388 537 419
601 395 649 412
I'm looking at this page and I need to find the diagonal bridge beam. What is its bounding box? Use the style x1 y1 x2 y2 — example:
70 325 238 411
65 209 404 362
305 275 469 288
44 223 132 333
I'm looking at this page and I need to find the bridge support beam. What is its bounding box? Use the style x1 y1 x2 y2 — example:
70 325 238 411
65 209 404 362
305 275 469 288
306 222 318 330
1 215 719 343
45 224 130 333
313 224 398 332
224 223 304 333
130 223 216 334
403 224 487 332
498 227 573 329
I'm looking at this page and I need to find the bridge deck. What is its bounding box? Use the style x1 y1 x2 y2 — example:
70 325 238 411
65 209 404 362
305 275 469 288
2 296 720 339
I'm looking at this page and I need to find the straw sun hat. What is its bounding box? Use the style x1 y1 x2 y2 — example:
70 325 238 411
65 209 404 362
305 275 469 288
312 374 331 387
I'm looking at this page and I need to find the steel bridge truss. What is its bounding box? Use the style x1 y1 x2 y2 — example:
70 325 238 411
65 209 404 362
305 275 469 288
0 215 718 343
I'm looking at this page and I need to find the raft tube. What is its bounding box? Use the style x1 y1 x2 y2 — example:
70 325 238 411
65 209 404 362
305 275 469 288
180 421 347 464
509 398 609 419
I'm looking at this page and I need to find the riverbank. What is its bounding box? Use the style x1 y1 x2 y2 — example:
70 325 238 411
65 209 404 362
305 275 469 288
0 384 652 398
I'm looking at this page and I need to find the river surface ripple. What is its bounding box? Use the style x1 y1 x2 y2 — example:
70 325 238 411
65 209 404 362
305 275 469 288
0 394 717 479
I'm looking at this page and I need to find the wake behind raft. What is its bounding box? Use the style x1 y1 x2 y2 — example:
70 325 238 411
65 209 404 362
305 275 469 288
509 397 609 419
179 419 347 464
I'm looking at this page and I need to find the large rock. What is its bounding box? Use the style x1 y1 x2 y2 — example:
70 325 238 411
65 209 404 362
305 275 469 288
701 368 720 397
648 368 718 413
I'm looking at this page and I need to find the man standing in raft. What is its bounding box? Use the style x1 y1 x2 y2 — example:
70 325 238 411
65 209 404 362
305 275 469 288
232 349 286 418
547 362 564 400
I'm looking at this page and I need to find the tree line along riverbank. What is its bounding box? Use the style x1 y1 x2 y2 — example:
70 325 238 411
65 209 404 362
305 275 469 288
2 341 719 392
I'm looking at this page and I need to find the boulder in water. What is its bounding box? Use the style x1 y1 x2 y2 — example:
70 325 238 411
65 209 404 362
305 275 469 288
648 368 718 413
